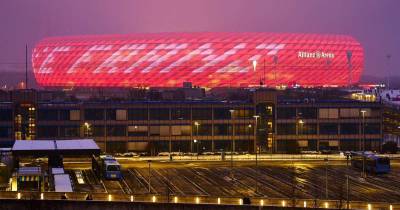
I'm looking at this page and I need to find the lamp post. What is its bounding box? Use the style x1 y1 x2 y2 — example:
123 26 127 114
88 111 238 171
229 109 235 180
193 139 198 160
84 122 91 137
148 160 152 193
194 122 200 158
360 110 366 178
253 115 260 194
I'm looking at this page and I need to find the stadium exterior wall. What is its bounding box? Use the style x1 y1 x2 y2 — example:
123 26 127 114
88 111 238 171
32 32 364 88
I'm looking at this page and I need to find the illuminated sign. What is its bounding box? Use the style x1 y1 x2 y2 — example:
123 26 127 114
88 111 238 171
298 51 335 59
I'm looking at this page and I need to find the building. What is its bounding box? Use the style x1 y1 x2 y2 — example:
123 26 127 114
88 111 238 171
32 32 363 88
0 88 383 153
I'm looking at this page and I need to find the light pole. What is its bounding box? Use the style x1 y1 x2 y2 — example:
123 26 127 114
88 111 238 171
253 115 260 194
193 139 198 160
324 157 328 199
194 121 200 156
229 109 235 180
360 110 366 178
148 160 152 193
84 122 91 137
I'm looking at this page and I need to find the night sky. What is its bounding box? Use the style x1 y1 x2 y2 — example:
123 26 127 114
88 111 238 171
0 0 399 78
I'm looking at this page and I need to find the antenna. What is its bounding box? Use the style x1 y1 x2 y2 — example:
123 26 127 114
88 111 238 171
25 44 28 89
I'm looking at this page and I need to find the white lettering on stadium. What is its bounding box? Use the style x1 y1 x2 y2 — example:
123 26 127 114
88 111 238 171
298 51 335 59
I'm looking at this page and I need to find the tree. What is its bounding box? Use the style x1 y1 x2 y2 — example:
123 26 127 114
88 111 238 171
382 141 398 154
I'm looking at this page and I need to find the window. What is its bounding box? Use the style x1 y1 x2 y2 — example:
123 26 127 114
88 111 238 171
37 109 58 121
340 108 359 118
193 124 212 136
299 123 317 135
0 127 12 138
365 123 381 134
277 108 296 119
171 108 190 120
128 125 148 136
277 123 296 135
171 125 191 136
319 123 338 135
92 125 104 137
128 108 148 120
149 108 169 120
70 110 80 121
59 126 79 137
233 108 254 119
116 109 127 121
148 125 170 136
192 108 212 120
107 126 126 136
298 108 317 119
236 124 254 135
85 109 104 120
0 109 12 121
340 123 359 134
214 124 231 136
106 109 116 120
59 110 70 120
214 108 231 119
319 108 338 119
37 126 58 138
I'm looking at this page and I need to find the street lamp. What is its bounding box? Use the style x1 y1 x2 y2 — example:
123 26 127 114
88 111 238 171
83 122 91 137
229 109 235 180
360 109 367 178
147 160 152 193
193 139 199 159
253 115 260 194
194 122 200 157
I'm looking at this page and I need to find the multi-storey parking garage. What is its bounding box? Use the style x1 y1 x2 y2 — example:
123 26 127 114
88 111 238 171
0 89 382 153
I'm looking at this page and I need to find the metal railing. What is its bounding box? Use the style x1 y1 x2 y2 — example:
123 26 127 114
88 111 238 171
1 191 398 210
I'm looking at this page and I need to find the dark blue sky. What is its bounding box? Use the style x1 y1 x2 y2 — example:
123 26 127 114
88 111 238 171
0 0 399 77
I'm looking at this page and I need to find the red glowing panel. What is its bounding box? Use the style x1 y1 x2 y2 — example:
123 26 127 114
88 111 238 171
32 32 364 88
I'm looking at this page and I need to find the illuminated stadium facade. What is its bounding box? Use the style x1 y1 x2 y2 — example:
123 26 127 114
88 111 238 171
32 32 364 88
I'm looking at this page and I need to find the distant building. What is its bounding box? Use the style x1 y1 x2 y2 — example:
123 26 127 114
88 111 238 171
0 88 383 153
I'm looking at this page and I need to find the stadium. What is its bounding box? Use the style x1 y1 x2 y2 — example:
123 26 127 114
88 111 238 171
32 32 364 88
